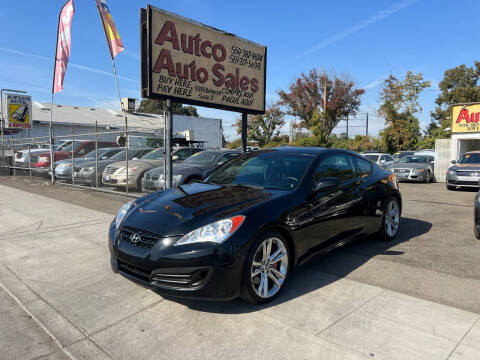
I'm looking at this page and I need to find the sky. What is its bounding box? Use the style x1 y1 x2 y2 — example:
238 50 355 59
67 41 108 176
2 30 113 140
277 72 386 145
1 0 480 141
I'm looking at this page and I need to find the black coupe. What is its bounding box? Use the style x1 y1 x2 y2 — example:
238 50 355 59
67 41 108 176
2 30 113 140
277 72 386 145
109 148 402 303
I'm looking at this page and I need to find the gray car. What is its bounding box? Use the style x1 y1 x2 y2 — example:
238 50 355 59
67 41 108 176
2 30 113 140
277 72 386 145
446 151 480 190
142 149 240 192
388 154 435 182
103 147 203 189
52 147 122 181
73 148 153 186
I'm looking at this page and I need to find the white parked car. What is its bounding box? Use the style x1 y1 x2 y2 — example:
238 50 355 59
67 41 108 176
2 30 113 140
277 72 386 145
361 152 394 169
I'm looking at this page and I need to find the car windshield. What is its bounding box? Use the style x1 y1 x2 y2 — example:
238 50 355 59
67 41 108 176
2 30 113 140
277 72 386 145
59 142 84 152
206 151 314 190
364 154 379 162
82 148 109 159
183 151 217 165
399 156 428 163
140 149 165 160
458 153 480 164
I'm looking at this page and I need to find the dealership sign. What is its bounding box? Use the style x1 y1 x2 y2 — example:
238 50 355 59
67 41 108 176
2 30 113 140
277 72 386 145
452 104 480 133
141 6 266 114
5 94 32 129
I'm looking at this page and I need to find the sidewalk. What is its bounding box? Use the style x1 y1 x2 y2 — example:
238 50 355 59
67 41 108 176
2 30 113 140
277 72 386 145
0 184 479 360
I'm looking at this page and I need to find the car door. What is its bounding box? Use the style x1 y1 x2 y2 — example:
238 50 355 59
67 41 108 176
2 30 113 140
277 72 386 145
307 153 363 253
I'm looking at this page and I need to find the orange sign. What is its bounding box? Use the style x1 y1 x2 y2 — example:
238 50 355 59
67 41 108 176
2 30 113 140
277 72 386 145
452 104 480 133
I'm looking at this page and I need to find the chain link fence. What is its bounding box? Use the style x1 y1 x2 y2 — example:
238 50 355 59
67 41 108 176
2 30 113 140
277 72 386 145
0 122 205 197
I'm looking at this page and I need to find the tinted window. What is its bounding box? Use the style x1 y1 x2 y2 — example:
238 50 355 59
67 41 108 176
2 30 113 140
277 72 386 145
364 154 379 162
385 155 393 162
175 149 191 160
183 151 218 165
207 151 313 190
217 153 238 165
314 154 356 182
354 157 372 178
141 149 165 160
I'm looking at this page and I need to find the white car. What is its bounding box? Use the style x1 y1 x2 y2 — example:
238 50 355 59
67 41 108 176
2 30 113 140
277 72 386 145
361 152 394 169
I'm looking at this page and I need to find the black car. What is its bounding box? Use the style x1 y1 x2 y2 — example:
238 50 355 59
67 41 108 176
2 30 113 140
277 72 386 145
109 148 402 303
141 149 241 192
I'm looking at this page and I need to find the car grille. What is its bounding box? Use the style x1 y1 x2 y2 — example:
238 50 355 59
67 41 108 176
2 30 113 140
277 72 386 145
118 226 163 249
448 180 478 186
16 152 23 159
151 174 160 181
457 171 480 177
394 169 410 174
105 166 118 175
151 269 210 289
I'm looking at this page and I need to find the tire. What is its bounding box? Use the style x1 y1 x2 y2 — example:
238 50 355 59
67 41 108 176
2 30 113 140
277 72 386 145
240 231 291 304
377 197 400 241
424 171 431 183
475 226 480 240
446 184 456 191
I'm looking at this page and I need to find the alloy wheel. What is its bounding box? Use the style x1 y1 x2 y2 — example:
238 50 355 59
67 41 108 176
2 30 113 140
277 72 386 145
250 237 288 299
384 199 400 237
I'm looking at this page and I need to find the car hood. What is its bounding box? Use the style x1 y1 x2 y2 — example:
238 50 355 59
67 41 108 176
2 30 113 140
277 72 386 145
389 163 428 169
122 182 281 237
147 163 206 175
110 159 164 169
452 163 480 171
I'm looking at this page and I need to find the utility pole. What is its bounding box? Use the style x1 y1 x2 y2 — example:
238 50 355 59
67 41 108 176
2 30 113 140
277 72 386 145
366 112 369 137
346 115 349 139
322 81 327 140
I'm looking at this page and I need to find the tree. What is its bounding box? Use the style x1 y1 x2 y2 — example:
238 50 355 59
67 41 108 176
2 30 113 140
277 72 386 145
277 69 364 145
432 62 480 129
378 72 430 153
233 105 286 147
137 99 199 117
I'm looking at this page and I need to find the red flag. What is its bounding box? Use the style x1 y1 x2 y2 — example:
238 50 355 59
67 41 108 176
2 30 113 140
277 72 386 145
53 0 75 94
96 0 124 59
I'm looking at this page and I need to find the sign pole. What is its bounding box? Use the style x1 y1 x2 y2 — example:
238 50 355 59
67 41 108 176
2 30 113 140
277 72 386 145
49 93 55 185
241 113 248 153
165 99 173 189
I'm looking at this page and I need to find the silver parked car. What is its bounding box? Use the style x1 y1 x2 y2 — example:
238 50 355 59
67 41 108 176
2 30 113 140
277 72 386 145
388 154 435 182
446 151 480 190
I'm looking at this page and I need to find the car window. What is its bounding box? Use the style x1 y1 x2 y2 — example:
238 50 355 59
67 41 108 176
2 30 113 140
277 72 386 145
174 149 190 160
353 157 372 178
183 151 217 165
458 153 480 164
141 149 165 160
364 154 379 162
385 155 393 162
314 154 356 183
217 153 238 165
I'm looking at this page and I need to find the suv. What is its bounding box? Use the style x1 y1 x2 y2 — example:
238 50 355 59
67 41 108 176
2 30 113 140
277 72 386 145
31 140 118 171
361 152 394 169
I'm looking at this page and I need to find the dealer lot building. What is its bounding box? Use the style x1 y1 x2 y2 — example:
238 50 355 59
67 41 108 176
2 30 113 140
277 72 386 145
435 103 480 182
3 100 223 149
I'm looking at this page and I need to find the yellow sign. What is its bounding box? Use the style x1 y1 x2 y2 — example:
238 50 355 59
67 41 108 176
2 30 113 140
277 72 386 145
6 94 32 129
452 104 480 133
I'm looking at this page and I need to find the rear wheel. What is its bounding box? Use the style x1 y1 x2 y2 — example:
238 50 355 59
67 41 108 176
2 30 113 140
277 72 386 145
377 197 400 241
240 232 290 304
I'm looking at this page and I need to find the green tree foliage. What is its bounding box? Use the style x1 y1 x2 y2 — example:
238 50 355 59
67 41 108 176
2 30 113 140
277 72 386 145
278 69 364 145
378 72 430 153
432 61 480 129
137 99 199 117
233 105 286 147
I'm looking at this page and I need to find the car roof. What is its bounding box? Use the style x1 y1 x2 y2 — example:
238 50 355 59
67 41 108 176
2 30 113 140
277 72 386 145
465 150 480 154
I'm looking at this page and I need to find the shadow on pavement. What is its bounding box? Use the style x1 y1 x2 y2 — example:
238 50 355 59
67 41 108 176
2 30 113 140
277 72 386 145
165 217 432 314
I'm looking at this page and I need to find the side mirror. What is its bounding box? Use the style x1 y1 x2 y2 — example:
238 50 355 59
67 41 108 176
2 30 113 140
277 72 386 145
78 149 86 155
132 157 138 160
172 155 180 161
451 160 457 164
101 156 108 160
430 160 435 164
313 177 340 193
216 161 224 167
380 159 386 164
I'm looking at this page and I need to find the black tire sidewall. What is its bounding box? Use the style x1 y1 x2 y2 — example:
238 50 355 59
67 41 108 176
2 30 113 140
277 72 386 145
240 231 290 304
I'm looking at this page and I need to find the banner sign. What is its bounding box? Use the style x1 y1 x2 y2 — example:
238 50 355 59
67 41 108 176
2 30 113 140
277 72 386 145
141 6 266 114
6 94 32 129
452 104 480 133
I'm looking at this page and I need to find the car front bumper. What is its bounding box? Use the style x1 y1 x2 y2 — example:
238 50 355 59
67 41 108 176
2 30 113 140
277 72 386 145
392 170 426 182
102 174 140 187
446 173 480 188
108 222 242 300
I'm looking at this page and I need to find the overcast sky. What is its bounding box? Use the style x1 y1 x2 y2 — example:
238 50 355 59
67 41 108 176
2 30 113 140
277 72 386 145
1 0 480 141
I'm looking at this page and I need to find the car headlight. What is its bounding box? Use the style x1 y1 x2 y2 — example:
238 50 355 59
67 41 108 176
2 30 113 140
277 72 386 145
447 169 456 175
174 215 246 246
58 163 72 169
115 201 134 229
158 174 182 182
84 167 95 173
412 168 424 173
116 167 139 175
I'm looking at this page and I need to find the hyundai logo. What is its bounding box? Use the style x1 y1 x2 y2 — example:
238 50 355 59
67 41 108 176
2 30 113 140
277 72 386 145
130 233 142 244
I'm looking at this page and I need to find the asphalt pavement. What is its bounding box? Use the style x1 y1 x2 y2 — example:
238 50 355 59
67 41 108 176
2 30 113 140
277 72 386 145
0 179 479 360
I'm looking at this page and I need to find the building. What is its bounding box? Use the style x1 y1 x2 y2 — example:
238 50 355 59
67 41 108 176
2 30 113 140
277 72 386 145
3 101 223 149
435 103 480 182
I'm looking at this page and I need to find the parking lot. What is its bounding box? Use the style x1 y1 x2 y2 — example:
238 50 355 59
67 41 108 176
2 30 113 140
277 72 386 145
1 177 480 360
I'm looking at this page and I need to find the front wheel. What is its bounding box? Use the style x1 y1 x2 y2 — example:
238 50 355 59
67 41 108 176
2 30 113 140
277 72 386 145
377 197 400 241
240 232 290 304
424 171 431 183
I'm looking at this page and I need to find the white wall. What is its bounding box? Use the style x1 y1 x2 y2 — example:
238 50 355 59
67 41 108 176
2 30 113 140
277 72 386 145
435 138 451 182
